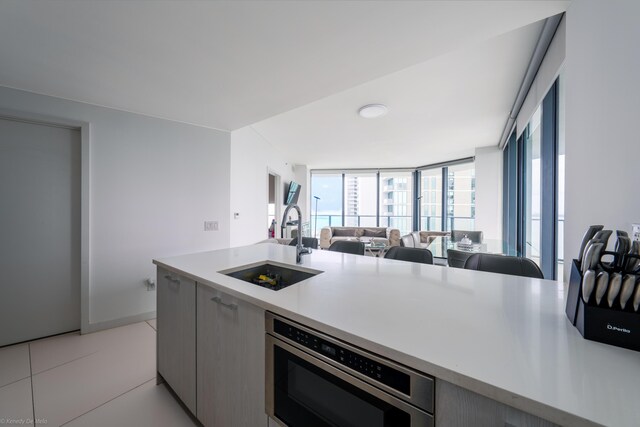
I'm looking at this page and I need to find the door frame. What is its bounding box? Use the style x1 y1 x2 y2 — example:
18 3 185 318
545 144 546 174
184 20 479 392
0 108 91 334
267 169 282 237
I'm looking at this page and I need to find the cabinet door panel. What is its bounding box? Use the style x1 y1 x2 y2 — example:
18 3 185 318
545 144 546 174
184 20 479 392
157 269 196 414
435 379 558 427
197 284 267 426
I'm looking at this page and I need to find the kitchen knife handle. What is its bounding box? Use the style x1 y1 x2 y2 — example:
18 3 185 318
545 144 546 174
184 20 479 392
599 251 621 273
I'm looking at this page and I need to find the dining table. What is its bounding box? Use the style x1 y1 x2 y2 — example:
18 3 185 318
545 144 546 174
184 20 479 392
428 236 519 259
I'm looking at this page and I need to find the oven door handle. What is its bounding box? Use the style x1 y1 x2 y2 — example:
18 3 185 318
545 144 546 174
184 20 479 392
265 334 434 427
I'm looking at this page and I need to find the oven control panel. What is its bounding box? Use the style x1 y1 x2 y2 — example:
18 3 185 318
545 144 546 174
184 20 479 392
273 318 410 395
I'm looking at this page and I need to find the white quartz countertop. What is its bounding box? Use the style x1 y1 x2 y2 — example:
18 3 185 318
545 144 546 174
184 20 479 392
153 244 640 427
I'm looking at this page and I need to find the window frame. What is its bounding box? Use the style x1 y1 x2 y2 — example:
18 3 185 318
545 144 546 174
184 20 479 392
310 158 476 236
502 79 560 280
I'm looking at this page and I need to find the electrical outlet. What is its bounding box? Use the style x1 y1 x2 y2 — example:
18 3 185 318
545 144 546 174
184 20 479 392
204 221 219 231
632 223 640 242
145 278 155 291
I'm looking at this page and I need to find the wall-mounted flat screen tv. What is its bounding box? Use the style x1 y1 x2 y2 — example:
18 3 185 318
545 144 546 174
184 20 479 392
285 181 301 205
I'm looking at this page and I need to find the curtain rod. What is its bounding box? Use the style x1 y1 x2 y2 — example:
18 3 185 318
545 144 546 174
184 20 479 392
498 12 564 150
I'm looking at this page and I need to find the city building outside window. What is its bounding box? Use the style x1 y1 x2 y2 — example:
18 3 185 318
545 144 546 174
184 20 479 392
311 163 475 238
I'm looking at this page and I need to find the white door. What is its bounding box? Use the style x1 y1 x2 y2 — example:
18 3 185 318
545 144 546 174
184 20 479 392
0 117 81 346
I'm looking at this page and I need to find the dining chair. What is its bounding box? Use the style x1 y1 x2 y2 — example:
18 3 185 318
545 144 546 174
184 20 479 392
328 240 365 255
288 237 319 249
384 247 433 265
451 230 483 243
447 249 474 268
463 253 544 279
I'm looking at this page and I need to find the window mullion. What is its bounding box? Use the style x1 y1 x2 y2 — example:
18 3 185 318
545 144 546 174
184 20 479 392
540 81 558 279
376 171 380 227
413 170 420 232
442 167 448 231
341 173 345 227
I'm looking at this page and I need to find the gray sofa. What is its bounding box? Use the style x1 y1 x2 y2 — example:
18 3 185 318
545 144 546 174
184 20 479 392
320 226 400 250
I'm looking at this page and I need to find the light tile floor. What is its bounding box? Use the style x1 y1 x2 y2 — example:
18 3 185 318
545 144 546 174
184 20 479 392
0 321 195 427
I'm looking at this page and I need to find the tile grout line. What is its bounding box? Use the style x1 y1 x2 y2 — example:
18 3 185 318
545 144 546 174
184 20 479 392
28 344 35 425
31 351 99 377
31 320 152 376
0 330 79 351
0 374 33 390
59 378 156 426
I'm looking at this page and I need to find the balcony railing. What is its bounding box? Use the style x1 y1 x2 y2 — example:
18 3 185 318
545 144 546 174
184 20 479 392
311 215 480 236
310 214 414 235
528 216 564 262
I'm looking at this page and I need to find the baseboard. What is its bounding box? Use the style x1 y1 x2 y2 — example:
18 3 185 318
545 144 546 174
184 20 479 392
82 310 157 334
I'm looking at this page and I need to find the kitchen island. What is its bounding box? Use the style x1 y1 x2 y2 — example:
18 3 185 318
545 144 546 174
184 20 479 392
153 243 640 427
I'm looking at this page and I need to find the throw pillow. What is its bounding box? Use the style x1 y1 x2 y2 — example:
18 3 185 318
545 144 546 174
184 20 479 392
363 229 386 238
332 228 355 237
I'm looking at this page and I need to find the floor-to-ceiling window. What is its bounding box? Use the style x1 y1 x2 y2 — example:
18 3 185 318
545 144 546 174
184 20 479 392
503 132 518 252
311 162 474 236
310 173 343 236
557 73 565 279
524 105 542 265
343 172 377 227
419 161 475 232
503 78 562 280
379 171 413 234
420 168 442 231
446 163 476 231
310 170 414 235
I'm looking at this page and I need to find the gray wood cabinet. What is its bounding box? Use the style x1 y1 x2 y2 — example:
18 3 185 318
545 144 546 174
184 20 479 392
197 284 267 427
435 379 558 427
157 267 558 427
156 268 197 414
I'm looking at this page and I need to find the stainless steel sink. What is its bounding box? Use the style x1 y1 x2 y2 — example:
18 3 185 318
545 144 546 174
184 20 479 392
219 261 323 291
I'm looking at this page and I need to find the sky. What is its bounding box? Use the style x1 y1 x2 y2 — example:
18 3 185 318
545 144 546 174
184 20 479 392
310 175 342 215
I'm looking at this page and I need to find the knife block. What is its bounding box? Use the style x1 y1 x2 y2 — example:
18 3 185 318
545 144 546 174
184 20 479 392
566 259 640 352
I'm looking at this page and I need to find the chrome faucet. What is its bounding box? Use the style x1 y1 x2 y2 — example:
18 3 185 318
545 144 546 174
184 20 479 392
281 203 311 264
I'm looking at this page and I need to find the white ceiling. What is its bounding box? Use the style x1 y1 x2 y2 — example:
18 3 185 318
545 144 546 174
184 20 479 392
0 1 567 134
252 19 546 168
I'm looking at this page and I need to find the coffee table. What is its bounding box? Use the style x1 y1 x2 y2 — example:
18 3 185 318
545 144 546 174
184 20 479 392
364 241 389 257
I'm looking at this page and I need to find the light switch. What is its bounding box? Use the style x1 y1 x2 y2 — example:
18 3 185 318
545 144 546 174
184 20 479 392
204 221 219 231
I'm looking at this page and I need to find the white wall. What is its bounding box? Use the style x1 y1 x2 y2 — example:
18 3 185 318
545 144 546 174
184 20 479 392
564 0 640 281
230 126 307 246
474 146 503 240
294 164 310 223
0 86 231 329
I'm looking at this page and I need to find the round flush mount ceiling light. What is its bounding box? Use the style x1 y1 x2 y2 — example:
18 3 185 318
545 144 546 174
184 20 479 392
358 104 388 118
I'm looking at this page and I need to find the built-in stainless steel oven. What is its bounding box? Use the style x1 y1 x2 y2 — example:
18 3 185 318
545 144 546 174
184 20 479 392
266 313 434 427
